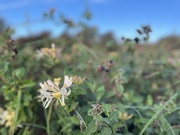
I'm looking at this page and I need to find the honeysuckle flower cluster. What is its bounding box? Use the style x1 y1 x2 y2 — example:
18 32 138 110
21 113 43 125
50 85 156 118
36 43 61 60
0 108 15 127
39 75 73 108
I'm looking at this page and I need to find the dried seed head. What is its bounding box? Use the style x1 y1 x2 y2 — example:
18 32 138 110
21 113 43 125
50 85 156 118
121 37 125 40
142 25 152 34
136 29 143 35
97 65 105 72
108 60 114 67
134 37 140 44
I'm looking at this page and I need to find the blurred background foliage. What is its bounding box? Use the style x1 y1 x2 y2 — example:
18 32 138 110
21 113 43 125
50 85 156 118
0 6 180 135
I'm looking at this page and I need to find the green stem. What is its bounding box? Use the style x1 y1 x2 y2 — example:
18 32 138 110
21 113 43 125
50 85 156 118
20 123 46 130
139 93 178 135
162 116 176 135
127 107 142 118
0 76 12 86
125 105 154 110
123 122 128 133
46 104 52 135
10 89 22 135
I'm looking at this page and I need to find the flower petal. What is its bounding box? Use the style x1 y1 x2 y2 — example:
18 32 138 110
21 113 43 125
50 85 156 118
63 76 72 88
40 89 52 98
67 90 71 96
60 95 65 106
60 88 67 95
36 50 44 60
54 78 61 86
43 98 53 108
47 80 59 91
39 88 54 108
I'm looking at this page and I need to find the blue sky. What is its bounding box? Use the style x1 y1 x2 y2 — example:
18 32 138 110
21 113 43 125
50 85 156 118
0 0 180 42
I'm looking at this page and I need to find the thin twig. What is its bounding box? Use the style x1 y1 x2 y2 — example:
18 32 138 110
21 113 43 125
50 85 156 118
75 109 87 131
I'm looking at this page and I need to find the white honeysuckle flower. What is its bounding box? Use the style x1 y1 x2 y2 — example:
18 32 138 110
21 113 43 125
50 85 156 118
39 75 72 108
50 43 56 58
0 108 6 125
36 50 44 60
63 75 73 88
36 43 62 60
59 87 71 106
0 108 15 127
40 43 56 58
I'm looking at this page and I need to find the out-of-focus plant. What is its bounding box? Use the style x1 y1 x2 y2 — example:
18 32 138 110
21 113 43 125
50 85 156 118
0 6 179 135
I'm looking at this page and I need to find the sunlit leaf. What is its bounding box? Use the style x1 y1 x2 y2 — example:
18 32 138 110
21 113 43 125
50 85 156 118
84 121 97 135
96 85 105 101
13 67 25 79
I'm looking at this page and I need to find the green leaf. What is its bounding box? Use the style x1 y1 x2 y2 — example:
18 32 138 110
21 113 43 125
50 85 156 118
0 128 8 135
117 85 124 95
71 130 83 135
101 127 112 135
20 80 35 89
138 118 149 124
84 121 97 135
68 102 78 112
13 67 25 79
23 94 32 106
116 103 125 112
102 104 111 117
96 85 105 101
94 115 102 123
0 62 9 75
77 63 87 71
109 111 119 122
73 87 87 95
161 116 176 135
86 81 96 92
147 95 153 106
71 115 79 125
104 90 116 98
139 93 178 135
102 118 111 125
24 107 33 119
2 62 9 72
